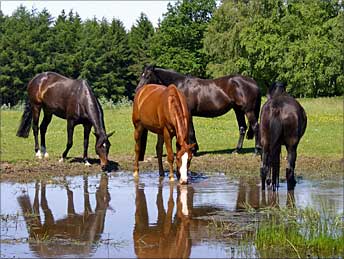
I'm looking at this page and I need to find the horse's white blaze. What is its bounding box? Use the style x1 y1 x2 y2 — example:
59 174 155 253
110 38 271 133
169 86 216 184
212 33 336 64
180 186 188 216
180 152 188 182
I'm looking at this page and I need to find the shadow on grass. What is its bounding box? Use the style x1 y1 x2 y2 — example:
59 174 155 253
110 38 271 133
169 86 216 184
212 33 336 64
195 147 256 157
68 157 119 171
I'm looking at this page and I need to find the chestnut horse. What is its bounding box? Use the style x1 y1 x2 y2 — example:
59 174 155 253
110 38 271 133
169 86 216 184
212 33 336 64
259 82 307 191
136 65 261 154
132 84 195 184
16 72 114 170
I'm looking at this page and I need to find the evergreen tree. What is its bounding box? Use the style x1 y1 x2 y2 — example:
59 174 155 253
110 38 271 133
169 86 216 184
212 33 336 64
128 12 155 98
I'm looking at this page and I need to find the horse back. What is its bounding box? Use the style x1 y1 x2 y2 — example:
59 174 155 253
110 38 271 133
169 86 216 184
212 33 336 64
27 72 87 119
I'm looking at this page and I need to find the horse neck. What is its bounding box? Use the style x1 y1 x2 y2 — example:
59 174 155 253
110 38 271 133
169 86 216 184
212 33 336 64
156 68 186 85
84 86 107 137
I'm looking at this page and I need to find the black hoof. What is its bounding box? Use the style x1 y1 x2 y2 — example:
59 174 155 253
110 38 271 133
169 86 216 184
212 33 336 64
266 179 271 186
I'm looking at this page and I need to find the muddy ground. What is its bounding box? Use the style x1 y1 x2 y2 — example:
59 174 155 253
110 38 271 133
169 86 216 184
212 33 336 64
1 153 342 183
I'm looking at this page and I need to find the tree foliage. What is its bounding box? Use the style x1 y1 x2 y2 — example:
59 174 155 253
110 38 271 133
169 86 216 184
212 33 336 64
0 0 342 106
204 0 343 97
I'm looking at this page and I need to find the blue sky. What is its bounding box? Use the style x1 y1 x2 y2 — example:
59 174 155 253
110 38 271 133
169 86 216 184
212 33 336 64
1 1 172 30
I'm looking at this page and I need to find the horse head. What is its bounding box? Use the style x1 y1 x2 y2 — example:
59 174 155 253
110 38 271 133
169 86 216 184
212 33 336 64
268 82 286 99
94 131 114 171
136 64 161 92
175 143 196 184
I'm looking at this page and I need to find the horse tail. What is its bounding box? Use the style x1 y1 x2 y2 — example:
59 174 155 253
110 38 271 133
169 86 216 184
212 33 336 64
247 88 261 139
139 128 148 161
269 110 282 151
16 100 32 138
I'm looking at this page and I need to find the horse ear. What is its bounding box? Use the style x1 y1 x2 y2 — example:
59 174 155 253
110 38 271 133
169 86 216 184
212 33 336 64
107 130 115 138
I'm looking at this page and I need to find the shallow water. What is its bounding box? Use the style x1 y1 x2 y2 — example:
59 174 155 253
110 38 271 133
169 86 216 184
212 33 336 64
1 171 343 258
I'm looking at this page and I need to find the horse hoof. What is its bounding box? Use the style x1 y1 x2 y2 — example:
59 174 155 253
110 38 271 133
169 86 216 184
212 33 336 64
133 171 139 178
84 161 91 166
179 179 188 185
43 152 49 159
59 158 64 163
266 179 271 186
35 150 42 159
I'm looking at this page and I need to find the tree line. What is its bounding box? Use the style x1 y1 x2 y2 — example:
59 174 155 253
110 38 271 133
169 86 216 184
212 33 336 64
0 0 342 106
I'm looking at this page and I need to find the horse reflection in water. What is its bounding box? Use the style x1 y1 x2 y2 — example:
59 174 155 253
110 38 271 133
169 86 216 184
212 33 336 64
235 177 295 210
133 181 192 258
17 174 110 257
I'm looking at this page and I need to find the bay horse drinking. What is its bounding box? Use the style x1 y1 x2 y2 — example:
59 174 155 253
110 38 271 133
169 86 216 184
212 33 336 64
132 83 195 184
16 72 114 170
136 65 261 154
259 82 307 191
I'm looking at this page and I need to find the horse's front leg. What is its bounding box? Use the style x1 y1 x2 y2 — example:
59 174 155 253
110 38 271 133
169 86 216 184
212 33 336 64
59 120 75 162
188 116 199 155
233 108 247 153
39 112 52 159
286 145 297 191
156 134 164 177
32 105 42 158
163 130 175 182
83 123 92 166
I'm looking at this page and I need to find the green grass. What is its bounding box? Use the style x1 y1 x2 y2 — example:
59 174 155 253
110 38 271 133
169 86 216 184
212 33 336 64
255 206 344 258
0 97 342 162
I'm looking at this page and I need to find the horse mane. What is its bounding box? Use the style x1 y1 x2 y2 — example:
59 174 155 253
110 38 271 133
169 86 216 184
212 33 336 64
167 85 188 143
81 80 107 136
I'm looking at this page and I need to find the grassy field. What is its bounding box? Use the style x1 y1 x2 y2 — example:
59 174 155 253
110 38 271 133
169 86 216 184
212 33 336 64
1 97 342 163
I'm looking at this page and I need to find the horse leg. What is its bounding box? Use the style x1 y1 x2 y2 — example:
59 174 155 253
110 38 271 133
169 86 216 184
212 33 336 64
39 112 52 159
163 130 175 182
59 120 75 162
260 150 269 190
271 145 281 192
133 125 144 178
32 105 42 158
246 111 260 155
83 123 92 166
188 116 199 155
156 134 165 177
233 108 247 153
286 145 297 191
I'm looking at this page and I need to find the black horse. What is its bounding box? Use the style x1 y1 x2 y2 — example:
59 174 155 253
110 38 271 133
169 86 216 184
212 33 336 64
136 65 261 154
259 82 307 191
16 72 114 170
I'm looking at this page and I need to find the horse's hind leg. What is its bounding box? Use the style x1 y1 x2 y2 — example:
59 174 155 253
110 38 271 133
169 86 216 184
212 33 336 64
271 145 281 192
234 108 247 152
246 111 260 155
39 112 52 159
260 150 269 190
156 134 164 177
82 123 92 166
32 105 42 158
60 120 75 162
133 125 144 178
286 145 297 190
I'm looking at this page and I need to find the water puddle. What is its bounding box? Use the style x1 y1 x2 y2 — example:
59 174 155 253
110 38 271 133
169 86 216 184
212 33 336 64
1 172 343 258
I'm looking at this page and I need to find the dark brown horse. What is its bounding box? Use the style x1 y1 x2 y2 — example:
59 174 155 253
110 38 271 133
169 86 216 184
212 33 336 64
132 83 195 184
136 65 261 154
16 72 114 170
259 82 307 191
